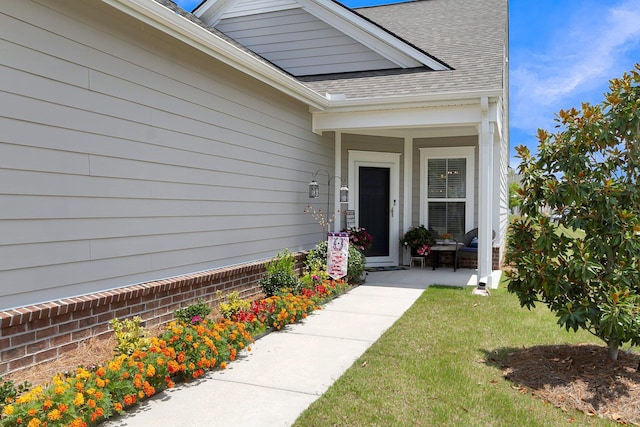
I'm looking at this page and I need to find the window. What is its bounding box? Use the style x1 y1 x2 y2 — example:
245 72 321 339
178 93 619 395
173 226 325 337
420 147 474 240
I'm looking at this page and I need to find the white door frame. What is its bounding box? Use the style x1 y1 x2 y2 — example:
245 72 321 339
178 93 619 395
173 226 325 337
348 150 401 267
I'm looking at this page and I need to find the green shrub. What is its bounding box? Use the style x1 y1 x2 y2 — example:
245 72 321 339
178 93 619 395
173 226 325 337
300 257 330 289
259 249 300 296
174 298 212 324
109 316 151 356
305 241 366 284
217 291 250 319
0 377 30 415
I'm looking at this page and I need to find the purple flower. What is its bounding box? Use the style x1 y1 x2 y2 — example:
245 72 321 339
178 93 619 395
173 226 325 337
191 315 202 324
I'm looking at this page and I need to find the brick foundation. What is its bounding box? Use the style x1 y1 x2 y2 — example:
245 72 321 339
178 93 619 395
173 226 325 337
0 253 307 378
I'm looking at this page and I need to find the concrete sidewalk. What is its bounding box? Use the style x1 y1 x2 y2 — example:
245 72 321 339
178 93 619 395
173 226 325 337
103 269 491 426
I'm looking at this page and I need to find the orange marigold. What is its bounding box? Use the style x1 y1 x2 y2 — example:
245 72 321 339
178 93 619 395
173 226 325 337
113 402 123 412
69 418 87 427
142 381 155 397
87 399 97 409
90 407 104 423
47 409 62 421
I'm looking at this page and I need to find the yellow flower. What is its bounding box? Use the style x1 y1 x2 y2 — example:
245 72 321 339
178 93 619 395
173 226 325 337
73 392 84 406
146 364 156 377
27 418 41 427
47 409 62 421
2 405 14 415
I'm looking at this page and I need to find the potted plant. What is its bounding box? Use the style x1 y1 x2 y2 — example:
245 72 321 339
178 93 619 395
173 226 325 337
401 225 435 256
440 232 453 244
342 227 373 252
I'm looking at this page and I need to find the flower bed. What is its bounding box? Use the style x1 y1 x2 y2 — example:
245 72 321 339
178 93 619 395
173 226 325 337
1 279 350 427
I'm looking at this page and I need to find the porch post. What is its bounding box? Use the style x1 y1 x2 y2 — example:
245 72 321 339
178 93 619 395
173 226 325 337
477 97 494 290
403 136 412 266
333 132 342 232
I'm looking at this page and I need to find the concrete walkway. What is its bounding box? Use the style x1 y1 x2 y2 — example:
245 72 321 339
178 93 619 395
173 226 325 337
104 268 498 427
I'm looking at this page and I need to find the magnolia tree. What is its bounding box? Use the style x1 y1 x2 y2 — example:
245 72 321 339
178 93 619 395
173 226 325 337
507 64 640 361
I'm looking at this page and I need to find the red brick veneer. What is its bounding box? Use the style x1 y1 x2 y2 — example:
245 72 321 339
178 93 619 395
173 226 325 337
0 253 307 377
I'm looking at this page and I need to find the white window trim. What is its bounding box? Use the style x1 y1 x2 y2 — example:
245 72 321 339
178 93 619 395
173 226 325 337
419 147 475 234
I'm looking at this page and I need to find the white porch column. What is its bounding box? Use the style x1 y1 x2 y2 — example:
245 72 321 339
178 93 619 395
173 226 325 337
477 97 494 288
403 136 412 265
333 132 342 232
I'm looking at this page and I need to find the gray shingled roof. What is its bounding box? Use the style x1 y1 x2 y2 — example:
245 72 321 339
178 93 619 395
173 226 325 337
154 0 507 100
301 0 507 99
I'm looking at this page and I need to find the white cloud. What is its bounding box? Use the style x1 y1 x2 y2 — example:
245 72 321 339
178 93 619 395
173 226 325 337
511 0 640 136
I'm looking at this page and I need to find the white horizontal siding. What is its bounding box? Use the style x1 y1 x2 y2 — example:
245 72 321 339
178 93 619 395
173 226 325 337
216 9 397 76
0 0 334 309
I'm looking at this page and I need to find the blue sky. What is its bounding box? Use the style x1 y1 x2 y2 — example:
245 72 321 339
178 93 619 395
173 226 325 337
175 0 640 168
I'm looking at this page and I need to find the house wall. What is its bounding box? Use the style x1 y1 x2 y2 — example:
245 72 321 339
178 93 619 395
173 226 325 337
0 0 334 311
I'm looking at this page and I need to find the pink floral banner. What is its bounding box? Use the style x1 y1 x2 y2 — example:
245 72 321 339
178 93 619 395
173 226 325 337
327 232 349 280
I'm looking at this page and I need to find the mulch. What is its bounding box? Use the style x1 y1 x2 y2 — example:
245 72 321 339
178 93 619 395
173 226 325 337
502 343 640 425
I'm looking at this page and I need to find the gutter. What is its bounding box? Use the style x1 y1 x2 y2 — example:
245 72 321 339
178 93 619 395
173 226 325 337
316 89 505 113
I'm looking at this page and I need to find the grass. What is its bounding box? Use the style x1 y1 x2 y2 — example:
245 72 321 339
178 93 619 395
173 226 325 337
293 279 616 427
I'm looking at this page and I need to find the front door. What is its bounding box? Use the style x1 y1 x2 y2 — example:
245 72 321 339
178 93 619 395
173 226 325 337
349 151 400 267
359 167 390 257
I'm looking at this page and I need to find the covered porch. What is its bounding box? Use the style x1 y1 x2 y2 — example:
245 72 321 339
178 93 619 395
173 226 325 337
312 91 507 289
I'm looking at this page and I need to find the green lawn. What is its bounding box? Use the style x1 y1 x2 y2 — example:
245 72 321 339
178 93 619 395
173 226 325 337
293 280 616 427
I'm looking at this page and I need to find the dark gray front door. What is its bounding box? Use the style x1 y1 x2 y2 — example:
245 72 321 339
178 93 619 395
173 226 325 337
359 166 390 257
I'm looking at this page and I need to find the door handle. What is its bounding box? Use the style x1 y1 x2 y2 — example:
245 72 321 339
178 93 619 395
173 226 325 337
391 206 394 217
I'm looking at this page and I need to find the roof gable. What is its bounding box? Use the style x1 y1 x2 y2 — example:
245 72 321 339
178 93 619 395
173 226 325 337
193 0 450 76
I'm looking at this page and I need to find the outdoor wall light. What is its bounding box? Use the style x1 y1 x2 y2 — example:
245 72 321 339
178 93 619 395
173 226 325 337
308 169 348 203
308 179 320 198
339 184 349 203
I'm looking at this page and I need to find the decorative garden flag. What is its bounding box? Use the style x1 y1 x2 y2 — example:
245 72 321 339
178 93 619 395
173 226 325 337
327 232 349 280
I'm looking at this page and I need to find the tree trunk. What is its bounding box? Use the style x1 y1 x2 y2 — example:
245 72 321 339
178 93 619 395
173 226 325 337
607 341 619 361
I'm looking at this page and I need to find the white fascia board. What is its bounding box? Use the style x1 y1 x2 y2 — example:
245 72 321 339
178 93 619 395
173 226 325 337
312 90 504 133
193 0 238 24
298 0 449 71
101 0 329 110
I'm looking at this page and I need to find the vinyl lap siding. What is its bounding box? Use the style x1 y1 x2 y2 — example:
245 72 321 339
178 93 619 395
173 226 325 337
215 8 397 76
0 0 333 310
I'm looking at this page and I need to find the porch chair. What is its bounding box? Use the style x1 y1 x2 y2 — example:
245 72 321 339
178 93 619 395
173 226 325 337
455 228 495 269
